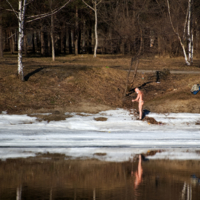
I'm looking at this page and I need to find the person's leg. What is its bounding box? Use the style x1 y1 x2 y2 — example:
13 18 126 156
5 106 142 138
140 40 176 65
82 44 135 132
139 102 144 120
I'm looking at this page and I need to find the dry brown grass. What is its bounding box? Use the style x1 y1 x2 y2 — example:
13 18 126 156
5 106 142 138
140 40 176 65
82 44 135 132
0 54 200 114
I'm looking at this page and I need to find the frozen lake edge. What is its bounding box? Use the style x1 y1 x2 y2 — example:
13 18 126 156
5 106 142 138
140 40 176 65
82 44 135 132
0 108 200 161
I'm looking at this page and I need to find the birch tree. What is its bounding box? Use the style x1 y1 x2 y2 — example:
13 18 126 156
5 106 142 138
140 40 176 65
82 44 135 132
18 0 26 81
49 0 55 61
166 0 193 65
5 0 27 80
82 0 102 58
0 6 3 58
187 0 193 63
5 0 72 81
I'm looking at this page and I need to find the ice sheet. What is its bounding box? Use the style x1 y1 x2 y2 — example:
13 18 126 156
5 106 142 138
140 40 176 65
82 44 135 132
0 109 200 161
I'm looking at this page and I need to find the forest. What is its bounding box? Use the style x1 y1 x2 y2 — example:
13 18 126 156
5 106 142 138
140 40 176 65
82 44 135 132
0 0 200 64
0 0 200 115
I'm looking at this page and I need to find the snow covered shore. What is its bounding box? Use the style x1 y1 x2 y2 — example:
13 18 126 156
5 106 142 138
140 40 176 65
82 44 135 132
0 109 200 161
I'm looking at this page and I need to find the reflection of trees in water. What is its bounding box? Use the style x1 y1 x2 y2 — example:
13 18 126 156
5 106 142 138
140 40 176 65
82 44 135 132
181 182 192 200
0 158 199 200
16 186 22 200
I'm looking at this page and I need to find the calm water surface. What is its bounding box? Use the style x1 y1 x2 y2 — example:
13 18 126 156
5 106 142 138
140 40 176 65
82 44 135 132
0 155 200 200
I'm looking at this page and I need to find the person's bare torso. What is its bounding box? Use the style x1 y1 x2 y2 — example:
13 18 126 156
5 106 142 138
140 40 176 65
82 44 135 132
137 91 144 102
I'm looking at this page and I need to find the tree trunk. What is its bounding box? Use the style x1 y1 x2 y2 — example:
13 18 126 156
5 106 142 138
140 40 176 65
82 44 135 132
195 20 199 52
5 29 9 51
32 32 35 53
71 29 74 53
93 3 98 57
24 31 28 57
127 42 131 54
48 32 51 55
87 27 92 54
78 28 81 54
18 0 26 81
41 27 45 56
51 14 55 61
75 6 78 55
82 20 86 53
0 8 3 58
82 0 101 57
188 0 192 63
138 26 143 56
15 29 18 51
167 0 190 65
120 39 125 55
68 27 72 54
10 29 15 54
61 25 66 54
109 27 112 54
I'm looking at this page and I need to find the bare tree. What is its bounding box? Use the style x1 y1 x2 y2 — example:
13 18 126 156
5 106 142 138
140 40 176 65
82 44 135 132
167 0 193 65
82 0 102 57
187 0 193 63
5 0 72 81
18 0 27 81
75 5 79 55
0 6 3 58
49 0 55 61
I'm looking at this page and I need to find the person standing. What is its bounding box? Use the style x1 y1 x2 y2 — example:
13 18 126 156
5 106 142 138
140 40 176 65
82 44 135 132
132 88 144 120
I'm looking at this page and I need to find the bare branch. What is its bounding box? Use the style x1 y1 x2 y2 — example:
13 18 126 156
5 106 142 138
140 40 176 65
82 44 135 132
26 0 71 23
166 0 190 65
25 0 35 7
96 0 102 6
166 0 178 35
183 1 189 40
5 0 19 19
82 0 95 11
7 33 16 39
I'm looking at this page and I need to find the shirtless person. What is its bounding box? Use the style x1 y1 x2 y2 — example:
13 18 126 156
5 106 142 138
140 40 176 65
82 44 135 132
132 88 144 120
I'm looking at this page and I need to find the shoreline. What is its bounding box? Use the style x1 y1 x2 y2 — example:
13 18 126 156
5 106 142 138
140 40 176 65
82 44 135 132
0 108 200 161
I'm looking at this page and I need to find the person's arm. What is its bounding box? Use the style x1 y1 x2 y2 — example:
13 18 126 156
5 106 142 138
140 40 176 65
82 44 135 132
132 93 140 102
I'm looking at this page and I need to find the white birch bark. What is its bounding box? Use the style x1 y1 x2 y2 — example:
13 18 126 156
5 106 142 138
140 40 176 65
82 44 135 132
49 0 55 61
188 0 192 62
190 0 194 64
191 24 194 63
94 2 98 57
51 14 55 61
6 0 72 81
18 0 27 81
166 0 190 65
82 0 102 58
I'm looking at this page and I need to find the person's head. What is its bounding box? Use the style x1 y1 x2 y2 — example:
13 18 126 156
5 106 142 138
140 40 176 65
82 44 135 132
135 88 139 93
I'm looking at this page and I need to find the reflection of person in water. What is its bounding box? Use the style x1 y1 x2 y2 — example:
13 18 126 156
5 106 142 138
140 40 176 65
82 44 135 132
131 155 143 189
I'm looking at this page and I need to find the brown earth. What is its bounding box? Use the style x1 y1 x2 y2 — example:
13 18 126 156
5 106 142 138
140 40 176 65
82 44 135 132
0 54 200 119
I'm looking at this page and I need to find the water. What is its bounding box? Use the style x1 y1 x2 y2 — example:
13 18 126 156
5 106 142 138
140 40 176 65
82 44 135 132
0 156 200 200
